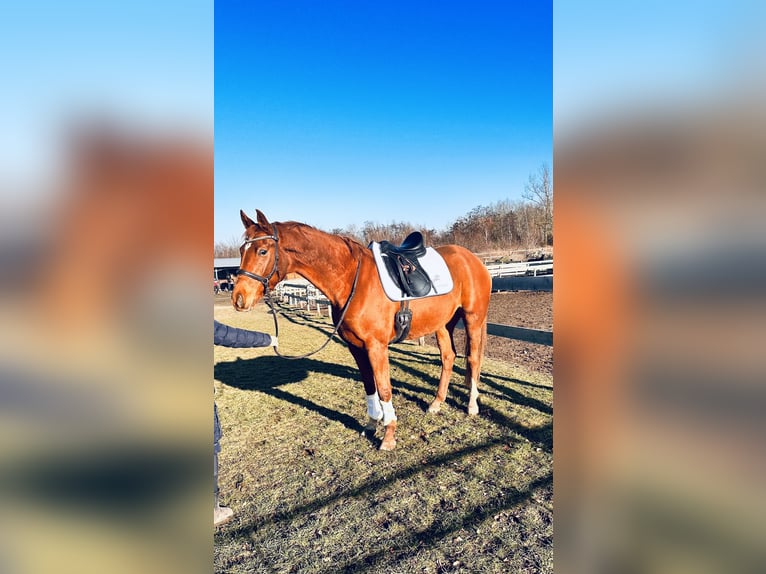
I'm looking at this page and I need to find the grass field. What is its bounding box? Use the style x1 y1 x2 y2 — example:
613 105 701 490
214 301 552 573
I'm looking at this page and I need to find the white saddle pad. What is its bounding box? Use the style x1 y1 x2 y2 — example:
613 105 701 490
370 241 454 302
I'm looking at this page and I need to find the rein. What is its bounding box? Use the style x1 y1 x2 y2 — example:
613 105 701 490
237 227 362 360
266 258 361 360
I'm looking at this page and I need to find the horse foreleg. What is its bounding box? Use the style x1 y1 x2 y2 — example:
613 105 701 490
464 316 487 416
348 344 382 431
428 325 457 414
367 342 397 451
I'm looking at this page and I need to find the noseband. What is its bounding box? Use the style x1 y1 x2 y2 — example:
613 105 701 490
236 223 280 288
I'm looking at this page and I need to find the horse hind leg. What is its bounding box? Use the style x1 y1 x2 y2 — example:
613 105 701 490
428 321 458 414
464 315 487 415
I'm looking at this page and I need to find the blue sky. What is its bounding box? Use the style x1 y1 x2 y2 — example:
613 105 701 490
215 1 552 242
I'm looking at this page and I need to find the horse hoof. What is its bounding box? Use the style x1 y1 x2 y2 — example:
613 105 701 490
468 405 479 416
379 439 397 451
427 401 442 414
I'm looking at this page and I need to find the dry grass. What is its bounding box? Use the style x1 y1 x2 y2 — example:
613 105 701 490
214 301 552 573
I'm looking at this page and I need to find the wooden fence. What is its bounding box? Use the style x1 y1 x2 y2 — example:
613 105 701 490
274 280 552 347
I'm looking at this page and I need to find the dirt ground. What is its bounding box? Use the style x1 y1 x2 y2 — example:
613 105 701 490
425 291 553 377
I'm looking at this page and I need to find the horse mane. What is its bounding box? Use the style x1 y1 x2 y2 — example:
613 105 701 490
277 220 367 258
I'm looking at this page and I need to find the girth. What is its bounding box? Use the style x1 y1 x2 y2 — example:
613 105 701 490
391 300 412 344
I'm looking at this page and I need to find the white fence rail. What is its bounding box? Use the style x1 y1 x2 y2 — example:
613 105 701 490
485 260 553 278
275 280 333 317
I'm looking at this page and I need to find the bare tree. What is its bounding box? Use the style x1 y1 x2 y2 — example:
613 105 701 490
214 236 242 258
214 175 554 258
523 163 553 245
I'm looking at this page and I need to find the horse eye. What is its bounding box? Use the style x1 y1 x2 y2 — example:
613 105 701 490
258 248 268 256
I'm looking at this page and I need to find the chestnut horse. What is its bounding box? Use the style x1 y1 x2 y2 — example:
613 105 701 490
232 210 491 450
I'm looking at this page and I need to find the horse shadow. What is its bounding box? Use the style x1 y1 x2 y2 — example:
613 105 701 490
387 345 553 451
390 344 553 391
388 345 553 413
214 355 375 444
215 343 553 451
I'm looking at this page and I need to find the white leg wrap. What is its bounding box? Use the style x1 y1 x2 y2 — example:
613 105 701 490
381 400 397 425
469 379 479 403
366 392 383 421
468 378 479 414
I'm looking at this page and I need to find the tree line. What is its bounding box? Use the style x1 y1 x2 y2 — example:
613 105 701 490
215 164 552 258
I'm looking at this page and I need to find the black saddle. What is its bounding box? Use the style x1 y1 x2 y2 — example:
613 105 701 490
378 232 433 298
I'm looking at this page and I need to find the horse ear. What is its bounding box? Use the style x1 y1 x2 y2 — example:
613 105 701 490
255 209 270 228
240 210 255 229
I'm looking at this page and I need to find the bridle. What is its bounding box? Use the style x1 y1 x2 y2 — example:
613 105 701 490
236 224 362 360
236 223 281 287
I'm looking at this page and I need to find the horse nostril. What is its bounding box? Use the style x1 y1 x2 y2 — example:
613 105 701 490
237 294 244 309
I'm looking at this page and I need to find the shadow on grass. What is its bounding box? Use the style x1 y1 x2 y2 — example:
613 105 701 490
333 471 553 574
215 356 367 436
380 349 553 452
387 348 553 418
368 363 553 452
218 447 551 574
216 353 550 450
389 344 553 391
222 436 508 539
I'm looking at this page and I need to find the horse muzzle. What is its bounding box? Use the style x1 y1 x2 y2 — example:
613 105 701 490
231 285 256 311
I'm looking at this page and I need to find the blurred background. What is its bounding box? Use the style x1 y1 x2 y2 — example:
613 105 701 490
555 1 766 573
0 2 212 573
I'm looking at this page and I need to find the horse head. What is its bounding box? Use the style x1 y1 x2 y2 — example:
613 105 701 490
232 209 283 311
